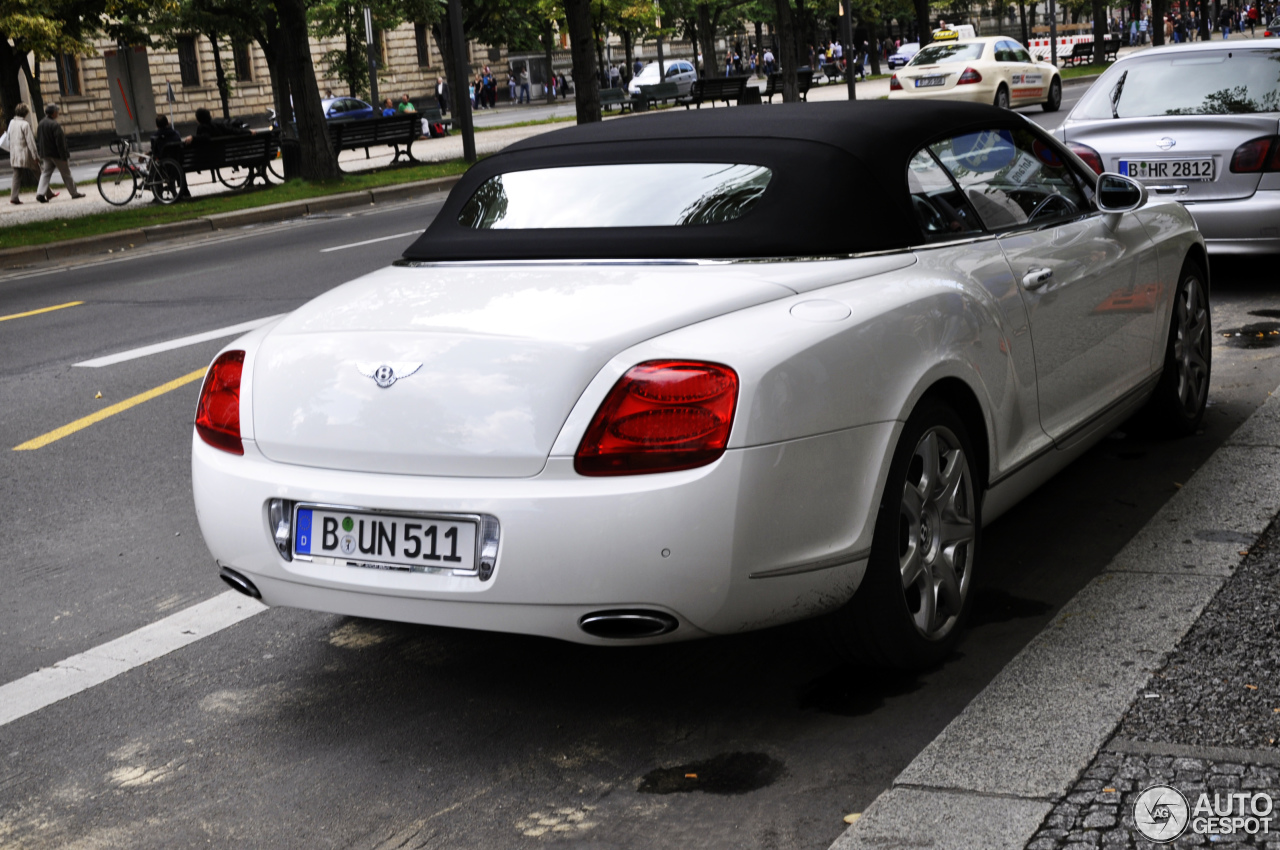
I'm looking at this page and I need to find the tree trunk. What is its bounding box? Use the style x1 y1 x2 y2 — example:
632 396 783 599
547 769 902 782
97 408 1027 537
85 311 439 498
1151 0 1166 44
542 19 556 104
0 39 23 123
772 0 799 101
17 49 44 121
1018 0 1028 43
592 0 605 86
754 20 763 70
432 20 467 121
275 0 340 180
697 4 717 77
621 29 634 83
1092 0 1107 62
565 0 600 122
868 30 882 75
209 32 232 120
915 0 934 46
256 17 292 137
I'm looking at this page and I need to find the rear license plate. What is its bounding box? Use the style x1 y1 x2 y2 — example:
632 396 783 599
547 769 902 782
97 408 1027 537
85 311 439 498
294 506 478 573
1119 159 1215 181
915 76 947 88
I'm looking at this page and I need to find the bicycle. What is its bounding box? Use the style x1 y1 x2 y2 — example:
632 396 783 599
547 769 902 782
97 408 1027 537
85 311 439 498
96 138 184 206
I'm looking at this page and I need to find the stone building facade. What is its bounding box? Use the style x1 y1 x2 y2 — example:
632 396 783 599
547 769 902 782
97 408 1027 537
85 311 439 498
26 24 499 144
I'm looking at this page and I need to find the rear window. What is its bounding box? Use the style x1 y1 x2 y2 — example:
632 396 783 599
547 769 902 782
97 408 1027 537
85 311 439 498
1074 49 1280 118
911 43 985 65
457 163 773 229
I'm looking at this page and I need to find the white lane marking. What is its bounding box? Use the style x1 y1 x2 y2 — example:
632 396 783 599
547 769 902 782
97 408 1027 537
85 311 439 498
320 230 422 253
74 315 285 368
0 591 266 728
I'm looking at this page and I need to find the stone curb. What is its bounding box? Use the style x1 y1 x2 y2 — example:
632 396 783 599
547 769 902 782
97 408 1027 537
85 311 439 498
0 174 461 270
831 388 1280 850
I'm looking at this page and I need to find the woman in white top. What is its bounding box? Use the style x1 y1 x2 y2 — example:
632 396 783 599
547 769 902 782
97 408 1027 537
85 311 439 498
7 103 39 205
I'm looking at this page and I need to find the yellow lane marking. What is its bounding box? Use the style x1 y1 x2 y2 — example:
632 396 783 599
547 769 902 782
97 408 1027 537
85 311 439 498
0 301 84 323
14 367 207 451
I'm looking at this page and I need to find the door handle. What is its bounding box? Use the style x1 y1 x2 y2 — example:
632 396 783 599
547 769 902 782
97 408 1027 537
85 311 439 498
1022 268 1053 290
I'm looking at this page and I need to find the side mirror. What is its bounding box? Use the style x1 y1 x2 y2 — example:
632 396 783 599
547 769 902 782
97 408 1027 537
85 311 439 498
1096 172 1147 213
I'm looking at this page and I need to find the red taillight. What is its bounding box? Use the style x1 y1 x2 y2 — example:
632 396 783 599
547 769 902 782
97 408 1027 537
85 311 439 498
956 67 982 85
1068 142 1104 175
890 74 902 91
575 360 738 476
195 350 245 455
1230 135 1280 172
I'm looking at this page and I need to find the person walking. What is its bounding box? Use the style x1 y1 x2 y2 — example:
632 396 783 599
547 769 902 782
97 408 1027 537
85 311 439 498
7 103 39 205
763 47 775 75
35 104 83 203
1220 6 1233 37
518 67 531 103
435 77 449 114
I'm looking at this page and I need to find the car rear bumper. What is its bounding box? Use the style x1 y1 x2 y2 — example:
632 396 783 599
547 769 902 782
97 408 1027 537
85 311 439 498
888 86 994 104
192 423 893 644
1183 189 1280 254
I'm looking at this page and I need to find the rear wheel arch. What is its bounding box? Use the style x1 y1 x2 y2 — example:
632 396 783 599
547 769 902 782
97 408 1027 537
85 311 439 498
915 377 991 494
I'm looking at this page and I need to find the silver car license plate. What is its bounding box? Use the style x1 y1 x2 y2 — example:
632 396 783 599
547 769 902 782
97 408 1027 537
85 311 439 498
915 76 947 88
1119 159 1215 181
294 506 478 572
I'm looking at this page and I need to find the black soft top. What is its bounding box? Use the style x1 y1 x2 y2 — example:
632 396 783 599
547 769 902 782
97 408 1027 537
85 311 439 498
403 100 1026 262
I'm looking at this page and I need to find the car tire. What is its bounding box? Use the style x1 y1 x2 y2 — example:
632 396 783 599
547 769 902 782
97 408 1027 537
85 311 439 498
994 84 1010 109
824 397 981 670
1042 76 1062 112
1143 257 1212 436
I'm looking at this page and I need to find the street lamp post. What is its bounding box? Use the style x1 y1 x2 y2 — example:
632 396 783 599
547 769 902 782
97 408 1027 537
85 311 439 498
840 2 856 100
363 6 379 109
1049 0 1059 67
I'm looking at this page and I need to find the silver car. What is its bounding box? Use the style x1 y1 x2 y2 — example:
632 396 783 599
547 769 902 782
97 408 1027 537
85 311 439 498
1057 40 1280 254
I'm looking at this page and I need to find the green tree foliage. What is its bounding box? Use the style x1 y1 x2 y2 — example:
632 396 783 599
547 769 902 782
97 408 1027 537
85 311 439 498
309 0 403 99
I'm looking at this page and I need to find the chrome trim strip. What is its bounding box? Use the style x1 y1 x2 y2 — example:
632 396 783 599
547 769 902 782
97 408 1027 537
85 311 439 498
749 549 870 579
393 248 919 268
987 374 1160 488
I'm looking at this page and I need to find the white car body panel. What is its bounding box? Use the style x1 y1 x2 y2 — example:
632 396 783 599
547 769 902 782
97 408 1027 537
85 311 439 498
890 37 1059 107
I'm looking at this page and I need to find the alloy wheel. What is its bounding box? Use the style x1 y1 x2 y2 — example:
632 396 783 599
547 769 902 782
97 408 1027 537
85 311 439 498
1173 272 1210 417
898 426 976 640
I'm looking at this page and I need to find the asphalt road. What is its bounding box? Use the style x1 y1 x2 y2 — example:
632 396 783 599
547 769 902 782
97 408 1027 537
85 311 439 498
3 95 1280 849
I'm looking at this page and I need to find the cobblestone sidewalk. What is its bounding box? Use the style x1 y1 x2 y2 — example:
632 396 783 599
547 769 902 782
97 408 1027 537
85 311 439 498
1027 521 1280 848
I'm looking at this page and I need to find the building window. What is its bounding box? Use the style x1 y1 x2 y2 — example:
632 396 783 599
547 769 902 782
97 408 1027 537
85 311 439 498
177 35 201 87
55 53 81 96
414 23 431 67
233 43 253 82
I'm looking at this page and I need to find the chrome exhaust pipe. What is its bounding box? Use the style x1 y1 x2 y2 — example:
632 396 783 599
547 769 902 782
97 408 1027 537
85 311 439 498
578 609 678 639
219 566 261 600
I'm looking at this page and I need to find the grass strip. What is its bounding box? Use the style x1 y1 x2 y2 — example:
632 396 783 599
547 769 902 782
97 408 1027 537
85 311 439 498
1 159 470 249
1057 61 1112 79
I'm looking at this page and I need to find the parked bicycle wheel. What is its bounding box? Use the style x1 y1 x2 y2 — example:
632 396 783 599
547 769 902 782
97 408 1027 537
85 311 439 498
97 162 137 206
215 165 253 190
151 160 184 205
266 155 284 182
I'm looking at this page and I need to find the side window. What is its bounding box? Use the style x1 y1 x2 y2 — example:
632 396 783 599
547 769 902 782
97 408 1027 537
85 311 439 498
995 40 1016 62
907 149 986 241
928 128 1089 231
1014 46 1034 63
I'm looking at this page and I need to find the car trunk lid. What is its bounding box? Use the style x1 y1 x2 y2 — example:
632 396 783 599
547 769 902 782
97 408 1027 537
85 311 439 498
1066 114 1280 201
251 263 797 478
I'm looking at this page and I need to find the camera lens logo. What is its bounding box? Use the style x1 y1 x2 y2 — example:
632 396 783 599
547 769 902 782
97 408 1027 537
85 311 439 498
1134 785 1190 843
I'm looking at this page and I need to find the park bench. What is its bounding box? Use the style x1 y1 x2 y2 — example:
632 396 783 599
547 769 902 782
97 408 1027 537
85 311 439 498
1063 42 1095 66
417 106 452 136
821 62 844 82
632 81 680 109
600 87 631 112
328 113 421 169
1103 38 1120 60
762 69 814 103
161 131 279 190
681 76 750 108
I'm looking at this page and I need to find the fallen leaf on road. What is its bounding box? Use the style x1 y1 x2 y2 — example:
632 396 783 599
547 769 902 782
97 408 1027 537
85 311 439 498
1104 788 1116 793
684 773 697 779
94 392 102 399
843 813 861 824
1246 684 1258 690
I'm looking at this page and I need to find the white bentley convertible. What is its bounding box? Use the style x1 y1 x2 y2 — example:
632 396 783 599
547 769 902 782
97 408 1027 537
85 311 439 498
193 102 1210 669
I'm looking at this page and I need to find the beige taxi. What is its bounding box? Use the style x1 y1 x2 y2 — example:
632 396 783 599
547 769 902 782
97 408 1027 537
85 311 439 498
889 36 1063 112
